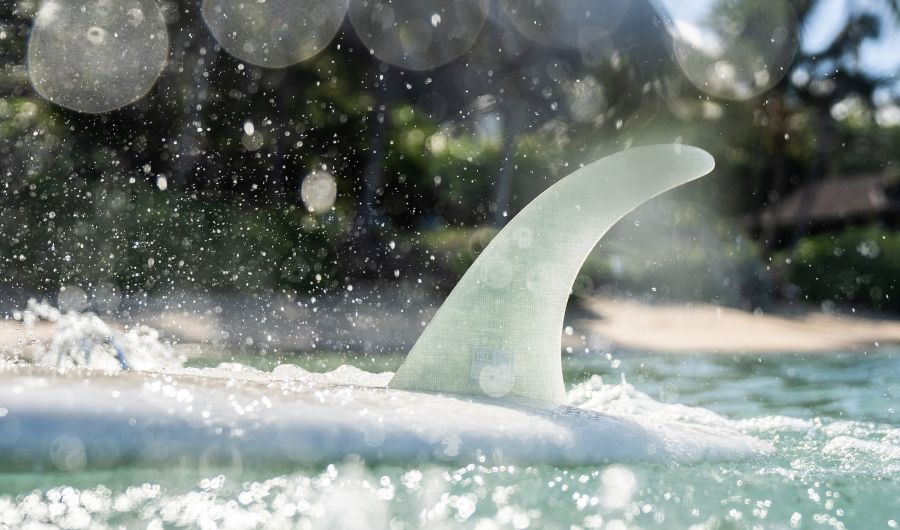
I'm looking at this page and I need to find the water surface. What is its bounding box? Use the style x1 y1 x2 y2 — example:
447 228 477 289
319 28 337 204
1 350 897 529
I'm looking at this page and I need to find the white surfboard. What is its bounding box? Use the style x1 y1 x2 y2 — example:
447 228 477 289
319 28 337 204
0 362 771 470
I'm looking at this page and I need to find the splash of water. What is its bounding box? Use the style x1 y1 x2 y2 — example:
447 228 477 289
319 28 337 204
14 299 183 371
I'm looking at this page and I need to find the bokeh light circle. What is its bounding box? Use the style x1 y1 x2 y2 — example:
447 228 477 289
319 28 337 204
301 170 338 213
27 0 169 114
58 285 88 313
657 0 798 101
501 0 632 50
349 0 488 70
202 0 349 68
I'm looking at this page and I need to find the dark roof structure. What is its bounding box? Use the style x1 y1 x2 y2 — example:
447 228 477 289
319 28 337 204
760 173 900 227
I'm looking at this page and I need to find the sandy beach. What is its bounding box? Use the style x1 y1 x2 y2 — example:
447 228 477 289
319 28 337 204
4 295 900 357
566 298 900 354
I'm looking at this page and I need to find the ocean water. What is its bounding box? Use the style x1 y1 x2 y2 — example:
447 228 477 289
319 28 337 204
0 349 898 529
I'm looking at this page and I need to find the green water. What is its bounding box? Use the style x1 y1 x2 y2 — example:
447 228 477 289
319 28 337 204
1 351 898 529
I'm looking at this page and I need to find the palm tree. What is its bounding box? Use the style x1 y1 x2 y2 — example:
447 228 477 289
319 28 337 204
785 0 900 240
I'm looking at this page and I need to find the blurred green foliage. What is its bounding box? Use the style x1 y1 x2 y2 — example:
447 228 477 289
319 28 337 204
2 0 900 314
786 226 900 310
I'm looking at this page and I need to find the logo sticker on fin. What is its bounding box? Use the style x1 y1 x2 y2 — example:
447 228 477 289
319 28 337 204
471 347 515 397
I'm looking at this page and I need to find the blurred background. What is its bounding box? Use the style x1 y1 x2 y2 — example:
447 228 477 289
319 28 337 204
1 0 900 355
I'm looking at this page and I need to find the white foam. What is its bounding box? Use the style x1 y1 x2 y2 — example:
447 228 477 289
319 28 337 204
567 374 733 428
822 436 900 464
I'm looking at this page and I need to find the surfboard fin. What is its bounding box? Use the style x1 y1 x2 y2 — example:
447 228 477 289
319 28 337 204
389 144 715 403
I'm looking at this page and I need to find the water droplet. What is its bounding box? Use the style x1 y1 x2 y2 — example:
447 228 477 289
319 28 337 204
301 170 338 213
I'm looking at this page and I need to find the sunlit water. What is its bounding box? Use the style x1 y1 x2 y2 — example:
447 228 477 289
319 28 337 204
0 349 897 529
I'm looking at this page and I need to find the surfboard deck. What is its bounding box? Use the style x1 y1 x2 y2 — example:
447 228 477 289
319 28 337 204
0 361 772 470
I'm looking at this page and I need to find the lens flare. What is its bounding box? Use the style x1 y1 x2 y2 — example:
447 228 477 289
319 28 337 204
349 0 488 70
202 0 348 68
653 0 798 101
27 0 169 114
501 0 632 51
